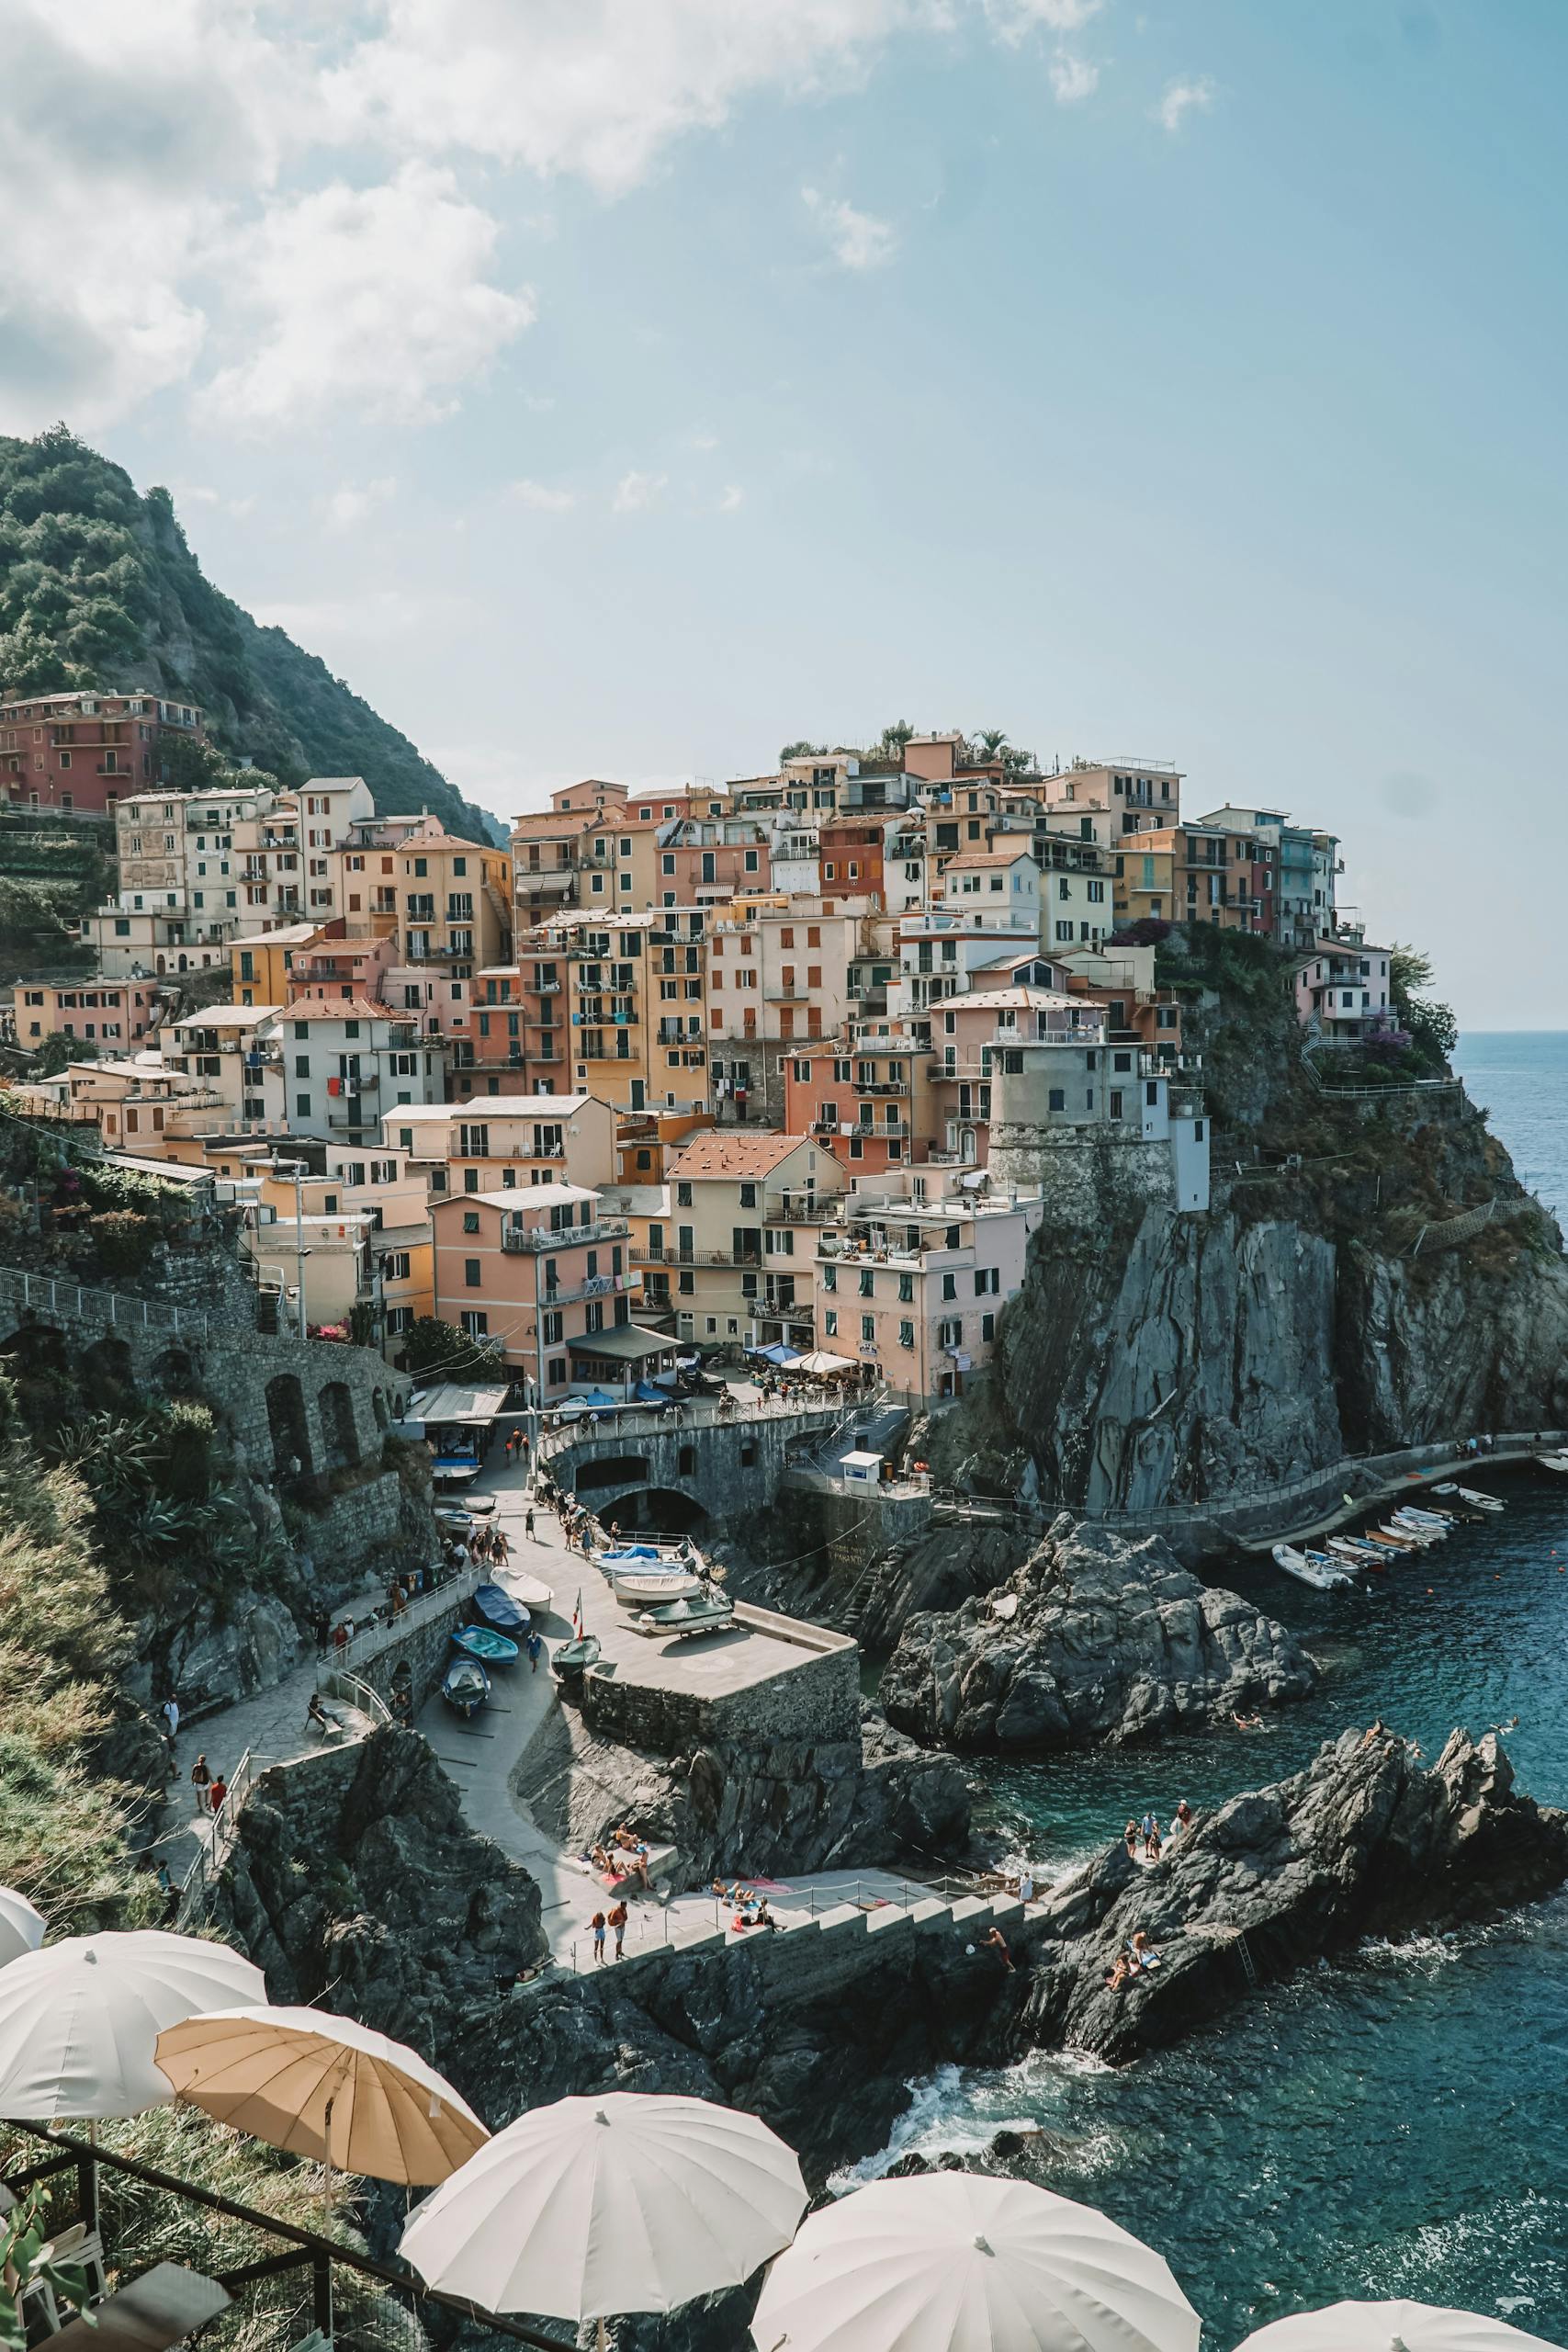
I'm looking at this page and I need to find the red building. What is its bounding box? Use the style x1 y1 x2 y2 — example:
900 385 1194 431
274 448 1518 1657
0 690 205 818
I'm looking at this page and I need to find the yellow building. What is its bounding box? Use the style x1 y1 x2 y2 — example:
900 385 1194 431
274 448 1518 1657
655 1128 844 1352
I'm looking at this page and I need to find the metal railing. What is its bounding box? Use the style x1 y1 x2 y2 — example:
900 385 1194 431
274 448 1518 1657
175 1749 254 1923
316 1567 481 1679
0 1265 210 1339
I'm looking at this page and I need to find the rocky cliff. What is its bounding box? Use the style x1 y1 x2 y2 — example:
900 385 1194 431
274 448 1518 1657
214 1728 546 2054
880 1517 1317 1751
932 971 1568 1515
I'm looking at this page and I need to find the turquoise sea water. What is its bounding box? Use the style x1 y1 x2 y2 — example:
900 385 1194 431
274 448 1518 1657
866 1034 1568 2346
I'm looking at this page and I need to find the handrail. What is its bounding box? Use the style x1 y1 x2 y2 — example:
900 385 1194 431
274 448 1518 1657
0 1263 210 1340
175 1748 254 1923
317 1568 480 1680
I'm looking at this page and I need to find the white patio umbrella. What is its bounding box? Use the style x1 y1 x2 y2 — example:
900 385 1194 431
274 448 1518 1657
0 1930 266 2120
793 1350 856 1376
0 1884 46 1970
750 2173 1201 2352
1234 2302 1562 2352
154 2006 489 2187
400 2090 807 2346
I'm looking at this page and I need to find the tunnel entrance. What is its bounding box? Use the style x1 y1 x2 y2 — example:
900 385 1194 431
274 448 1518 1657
573 1454 649 1492
601 1486 708 1535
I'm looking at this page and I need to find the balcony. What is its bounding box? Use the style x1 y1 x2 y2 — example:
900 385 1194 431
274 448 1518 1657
631 1245 761 1270
328 1102 375 1129
500 1216 629 1253
539 1270 637 1308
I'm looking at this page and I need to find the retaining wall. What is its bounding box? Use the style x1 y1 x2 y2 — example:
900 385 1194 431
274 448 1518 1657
580 1615 861 1754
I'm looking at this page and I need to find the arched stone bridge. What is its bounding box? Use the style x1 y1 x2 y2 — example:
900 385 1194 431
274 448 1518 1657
542 1397 874 1532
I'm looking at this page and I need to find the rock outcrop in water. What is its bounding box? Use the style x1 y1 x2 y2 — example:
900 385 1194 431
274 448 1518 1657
879 1517 1318 1750
1021 1724 1568 2063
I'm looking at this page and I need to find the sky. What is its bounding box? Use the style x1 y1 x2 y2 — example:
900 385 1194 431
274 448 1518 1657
4 1 1565 1028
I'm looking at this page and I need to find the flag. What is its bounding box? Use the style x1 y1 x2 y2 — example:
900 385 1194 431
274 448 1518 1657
572 1588 583 1636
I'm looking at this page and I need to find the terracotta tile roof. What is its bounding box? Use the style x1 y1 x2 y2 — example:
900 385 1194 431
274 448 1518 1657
942 847 1037 870
667 1130 811 1181
274 997 393 1022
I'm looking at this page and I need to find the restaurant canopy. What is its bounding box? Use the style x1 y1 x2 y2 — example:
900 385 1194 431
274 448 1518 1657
407 1382 511 1427
747 1343 801 1366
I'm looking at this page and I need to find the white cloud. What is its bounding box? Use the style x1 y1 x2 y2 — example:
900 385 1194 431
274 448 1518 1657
689 431 720 451
329 0 934 198
985 0 1101 47
1048 49 1098 101
197 164 535 431
1155 74 1215 131
612 470 669 513
511 479 577 511
717 484 744 513
322 476 398 530
803 187 897 269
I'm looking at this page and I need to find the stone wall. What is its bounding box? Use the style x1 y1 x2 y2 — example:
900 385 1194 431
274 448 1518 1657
551 1404 854 1533
288 1470 407 1583
986 1122 1179 1225
579 1614 861 1754
329 1588 480 1714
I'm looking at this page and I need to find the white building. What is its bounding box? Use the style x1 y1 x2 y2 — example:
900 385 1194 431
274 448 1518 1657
988 1036 1210 1212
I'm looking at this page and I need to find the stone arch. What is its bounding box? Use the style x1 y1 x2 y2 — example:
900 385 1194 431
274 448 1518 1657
81 1333 137 1412
265 1373 312 1477
317 1379 360 1472
572 1453 649 1493
615 1486 707 1534
151 1346 197 1396
0 1320 72 1383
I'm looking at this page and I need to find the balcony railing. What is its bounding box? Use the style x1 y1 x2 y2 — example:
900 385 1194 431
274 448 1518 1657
500 1216 629 1254
631 1245 762 1270
538 1270 637 1308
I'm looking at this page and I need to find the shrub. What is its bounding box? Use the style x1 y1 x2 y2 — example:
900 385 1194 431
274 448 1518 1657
85 1208 158 1276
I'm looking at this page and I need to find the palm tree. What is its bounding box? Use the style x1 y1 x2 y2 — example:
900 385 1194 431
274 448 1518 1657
972 728 1010 763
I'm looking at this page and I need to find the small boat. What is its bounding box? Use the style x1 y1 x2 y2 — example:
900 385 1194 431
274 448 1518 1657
1279 1543 1354 1599
552 1634 601 1676
501 1569 554 1611
597 1543 664 1564
1392 1510 1449 1537
1328 1537 1387 1569
1271 1544 1351 1590
450 1623 521 1666
1373 1522 1434 1548
634 1594 737 1638
471 1581 530 1636
440 1657 491 1718
1537 1453 1568 1476
611 1566 705 1606
1434 1484 1504 1511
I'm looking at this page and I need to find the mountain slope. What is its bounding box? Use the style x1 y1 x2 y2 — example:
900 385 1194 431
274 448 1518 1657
0 425 502 843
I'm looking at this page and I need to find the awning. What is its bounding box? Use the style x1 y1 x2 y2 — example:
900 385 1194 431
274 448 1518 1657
794 1348 856 1375
748 1342 802 1366
566 1325 676 1363
408 1381 511 1426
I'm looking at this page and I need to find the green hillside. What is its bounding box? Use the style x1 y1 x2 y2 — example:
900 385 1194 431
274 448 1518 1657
0 426 502 844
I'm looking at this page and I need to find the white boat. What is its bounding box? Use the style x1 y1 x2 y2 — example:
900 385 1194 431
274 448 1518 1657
1392 1509 1449 1536
500 1569 554 1611
1537 1453 1568 1476
1328 1535 1382 1562
1433 1484 1504 1511
1271 1543 1352 1590
610 1566 705 1606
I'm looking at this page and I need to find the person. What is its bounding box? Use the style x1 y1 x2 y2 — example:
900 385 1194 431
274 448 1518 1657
591 1843 615 1875
613 1825 638 1851
333 1620 350 1652
494 1527 511 1566
391 1685 412 1727
1123 1819 1139 1860
190 1754 212 1814
981 1925 1014 1972
746 1897 779 1932
156 1859 178 1923
160 1694 180 1743
391 1580 408 1616
608 1899 628 1961
1145 1819 1162 1862
306 1691 333 1737
311 1610 331 1660
1359 1718 1385 1748
591 1910 607 1966
1173 1797 1192 1832
630 1839 652 1892
525 1506 536 1540
208 1773 228 1815
1104 1952 1131 1993
526 1630 543 1673
1140 1811 1155 1848
1233 1709 1264 1732
1129 1929 1157 1971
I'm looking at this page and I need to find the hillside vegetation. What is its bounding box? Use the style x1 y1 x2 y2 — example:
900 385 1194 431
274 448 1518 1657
0 426 500 843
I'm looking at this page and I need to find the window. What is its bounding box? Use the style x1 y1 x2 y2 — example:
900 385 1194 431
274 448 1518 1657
974 1267 999 1296
739 1182 757 1208
1048 1087 1066 1112
296 1092 311 1118
941 1272 957 1301
824 1308 839 1336
898 1318 915 1349
464 1258 482 1286
383 1250 412 1281
981 1312 996 1342
859 1268 874 1297
463 1211 479 1234
821 1264 836 1292
861 1314 875 1343
676 1181 693 1208
938 1317 963 1349
459 1309 489 1339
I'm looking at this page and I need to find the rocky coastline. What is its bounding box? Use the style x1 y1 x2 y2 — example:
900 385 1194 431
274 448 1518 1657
879 1516 1318 1751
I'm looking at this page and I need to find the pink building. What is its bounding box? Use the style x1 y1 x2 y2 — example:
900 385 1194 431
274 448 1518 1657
13 978 163 1048
815 1183 1043 1405
430 1181 671 1405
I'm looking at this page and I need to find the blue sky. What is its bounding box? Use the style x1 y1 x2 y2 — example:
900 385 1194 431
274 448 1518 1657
5 1 1565 1024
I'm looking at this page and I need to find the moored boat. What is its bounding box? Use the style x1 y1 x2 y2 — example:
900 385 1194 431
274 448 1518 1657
611 1566 705 1606
552 1634 602 1676
1537 1453 1568 1476
440 1657 491 1718
450 1623 521 1666
471 1581 530 1636
1271 1543 1352 1590
1329 1537 1387 1569
1434 1484 1504 1511
633 1594 737 1637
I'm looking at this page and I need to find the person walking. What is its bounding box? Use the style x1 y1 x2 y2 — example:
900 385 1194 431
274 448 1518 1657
591 1910 607 1966
525 1506 536 1541
608 1899 628 1961
159 1695 180 1777
526 1629 543 1673
311 1609 331 1660
208 1772 228 1817
190 1754 213 1815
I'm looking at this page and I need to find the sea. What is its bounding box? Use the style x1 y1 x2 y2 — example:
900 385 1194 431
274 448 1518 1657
852 1031 1568 2346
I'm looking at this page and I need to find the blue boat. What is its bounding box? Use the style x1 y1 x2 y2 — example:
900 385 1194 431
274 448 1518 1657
450 1623 520 1666
599 1544 662 1565
472 1581 530 1636
441 1657 491 1717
